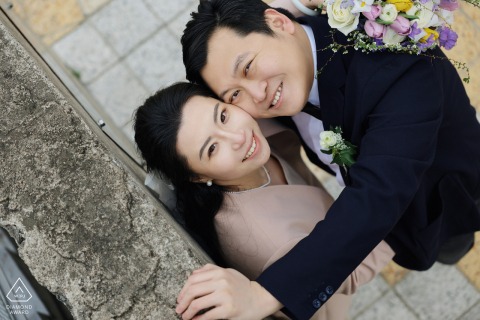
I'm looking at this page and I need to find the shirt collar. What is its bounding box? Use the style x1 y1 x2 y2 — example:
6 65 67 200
301 24 320 107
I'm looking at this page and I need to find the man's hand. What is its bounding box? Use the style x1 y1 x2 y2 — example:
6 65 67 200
176 264 283 320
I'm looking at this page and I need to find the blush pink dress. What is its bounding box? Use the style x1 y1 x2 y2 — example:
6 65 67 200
214 153 394 320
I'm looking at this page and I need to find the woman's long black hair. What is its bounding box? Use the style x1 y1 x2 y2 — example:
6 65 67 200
134 82 227 265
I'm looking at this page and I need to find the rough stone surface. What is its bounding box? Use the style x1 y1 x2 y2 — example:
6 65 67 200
0 19 207 319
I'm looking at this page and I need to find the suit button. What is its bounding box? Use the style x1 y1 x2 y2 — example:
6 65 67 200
325 286 334 295
318 292 327 301
312 299 321 309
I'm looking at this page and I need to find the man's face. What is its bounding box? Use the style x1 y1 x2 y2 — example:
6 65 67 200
200 10 314 119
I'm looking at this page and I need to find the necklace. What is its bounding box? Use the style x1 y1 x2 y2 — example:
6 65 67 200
224 166 271 194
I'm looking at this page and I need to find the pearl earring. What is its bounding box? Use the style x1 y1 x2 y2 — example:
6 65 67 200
206 180 213 186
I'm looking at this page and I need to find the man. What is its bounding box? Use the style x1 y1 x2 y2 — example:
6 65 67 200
179 0 480 318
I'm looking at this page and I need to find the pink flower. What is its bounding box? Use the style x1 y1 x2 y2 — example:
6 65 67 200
390 16 411 36
362 5 382 20
439 0 459 11
364 20 385 38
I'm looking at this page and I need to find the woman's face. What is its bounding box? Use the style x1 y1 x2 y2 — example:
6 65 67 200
177 95 270 188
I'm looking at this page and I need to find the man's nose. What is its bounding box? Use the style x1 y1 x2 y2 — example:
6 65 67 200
244 80 267 104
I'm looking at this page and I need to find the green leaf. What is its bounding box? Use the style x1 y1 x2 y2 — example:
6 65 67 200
331 154 342 166
339 150 356 167
321 149 333 155
344 141 357 149
332 126 343 134
399 13 419 20
375 19 394 25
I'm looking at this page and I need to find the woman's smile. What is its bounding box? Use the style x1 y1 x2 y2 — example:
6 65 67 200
243 135 258 162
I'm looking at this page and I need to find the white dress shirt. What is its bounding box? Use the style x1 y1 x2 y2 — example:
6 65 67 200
291 24 345 186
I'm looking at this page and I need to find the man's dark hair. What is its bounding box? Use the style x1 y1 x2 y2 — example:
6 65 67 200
181 0 295 87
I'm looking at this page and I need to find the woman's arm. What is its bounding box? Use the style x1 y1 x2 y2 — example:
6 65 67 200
336 241 395 295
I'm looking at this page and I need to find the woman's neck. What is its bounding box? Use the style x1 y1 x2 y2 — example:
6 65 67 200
265 156 288 186
224 165 270 193
224 157 288 193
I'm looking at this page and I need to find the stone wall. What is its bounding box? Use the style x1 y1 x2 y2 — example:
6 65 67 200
0 13 208 320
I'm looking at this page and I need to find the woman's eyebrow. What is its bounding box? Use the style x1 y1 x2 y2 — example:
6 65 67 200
199 137 212 160
213 102 219 124
199 102 220 160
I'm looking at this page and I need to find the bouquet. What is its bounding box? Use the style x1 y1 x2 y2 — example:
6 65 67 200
323 0 477 53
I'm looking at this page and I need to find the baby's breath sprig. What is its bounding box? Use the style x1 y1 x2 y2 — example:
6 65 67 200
465 0 480 8
315 30 471 83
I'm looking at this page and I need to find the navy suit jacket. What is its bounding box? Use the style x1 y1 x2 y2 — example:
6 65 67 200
256 15 480 319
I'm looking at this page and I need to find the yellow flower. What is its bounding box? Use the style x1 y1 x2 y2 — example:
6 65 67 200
386 0 414 12
421 28 439 42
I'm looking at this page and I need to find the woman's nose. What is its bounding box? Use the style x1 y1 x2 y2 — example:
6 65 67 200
222 129 246 150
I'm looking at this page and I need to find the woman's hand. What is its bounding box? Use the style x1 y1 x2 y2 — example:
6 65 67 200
176 264 283 320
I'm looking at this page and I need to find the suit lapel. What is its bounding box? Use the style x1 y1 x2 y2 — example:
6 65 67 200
298 17 353 184
299 16 347 132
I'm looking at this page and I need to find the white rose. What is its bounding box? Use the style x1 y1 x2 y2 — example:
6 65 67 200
379 4 398 23
431 9 454 26
320 131 338 149
326 0 360 36
382 26 407 44
406 1 435 28
351 0 374 14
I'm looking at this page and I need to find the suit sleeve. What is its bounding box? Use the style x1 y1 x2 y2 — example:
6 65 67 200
264 238 394 295
256 56 445 319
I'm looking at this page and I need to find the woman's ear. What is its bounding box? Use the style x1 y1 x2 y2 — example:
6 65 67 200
191 176 212 185
264 8 296 34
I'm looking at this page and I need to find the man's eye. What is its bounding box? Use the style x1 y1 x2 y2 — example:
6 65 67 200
208 144 216 157
220 110 227 123
244 61 252 76
230 90 240 103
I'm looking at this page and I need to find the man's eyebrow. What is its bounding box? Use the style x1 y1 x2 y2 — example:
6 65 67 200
199 102 220 160
219 52 249 100
234 52 249 75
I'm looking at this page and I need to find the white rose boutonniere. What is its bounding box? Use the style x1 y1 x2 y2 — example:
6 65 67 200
320 127 357 168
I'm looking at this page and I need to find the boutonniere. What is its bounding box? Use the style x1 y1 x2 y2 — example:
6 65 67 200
320 127 357 168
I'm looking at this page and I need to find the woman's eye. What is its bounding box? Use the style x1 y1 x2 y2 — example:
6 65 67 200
230 90 240 103
208 144 216 157
220 110 227 123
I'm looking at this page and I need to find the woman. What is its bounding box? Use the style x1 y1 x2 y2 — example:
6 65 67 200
134 82 394 320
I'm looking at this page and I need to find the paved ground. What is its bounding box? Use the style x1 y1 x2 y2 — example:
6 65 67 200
1 0 479 319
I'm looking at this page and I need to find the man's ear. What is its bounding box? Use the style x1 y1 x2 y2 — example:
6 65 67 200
264 8 296 34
